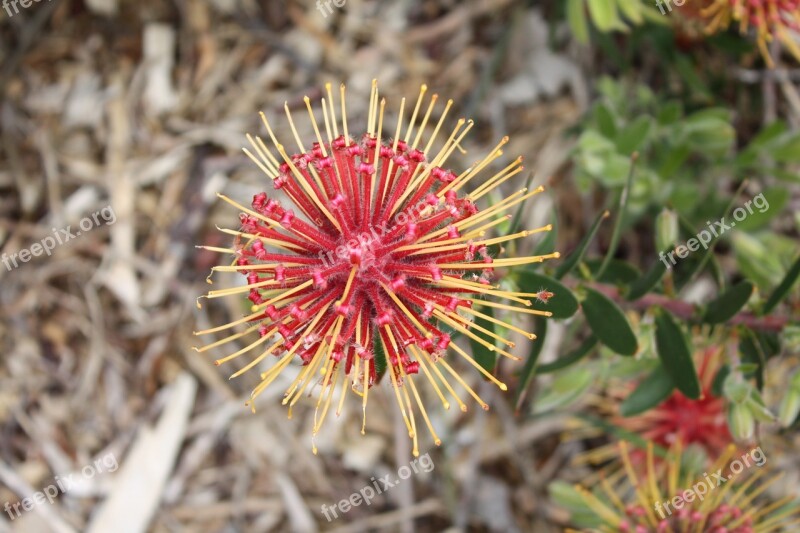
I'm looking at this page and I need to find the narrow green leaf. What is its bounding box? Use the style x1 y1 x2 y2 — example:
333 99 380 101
585 258 641 284
555 210 609 280
616 0 643 24
626 253 669 301
711 364 730 398
567 0 590 44
596 153 637 279
703 281 754 324
517 271 579 319
374 330 387 378
615 117 651 155
582 287 638 356
537 335 598 374
620 366 675 417
469 305 497 374
587 0 624 32
533 366 594 413
654 309 700 399
515 316 548 411
594 103 618 137
763 254 800 314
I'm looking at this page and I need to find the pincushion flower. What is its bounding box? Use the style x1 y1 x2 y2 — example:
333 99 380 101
195 82 558 455
697 0 800 66
618 347 731 459
575 348 732 471
562 441 800 532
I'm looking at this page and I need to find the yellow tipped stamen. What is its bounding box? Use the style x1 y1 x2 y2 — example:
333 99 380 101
215 193 283 229
437 356 489 410
193 323 260 353
464 298 554 317
441 136 509 196
438 306 515 347
286 315 341 406
243 147 276 178
252 279 314 311
214 227 305 252
380 282 432 339
404 84 427 143
413 346 466 412
229 338 283 379
411 346 450 410
447 341 508 391
574 486 622 527
423 98 455 155
379 96 405 206
434 276 531 306
433 309 518 356
384 327 414 437
361 355 369 434
388 112 464 217
194 309 267 336
367 79 378 136
196 245 237 255
467 155 522 199
340 83 349 145
313 356 337 433
406 373 441 446
459 304 537 340
412 93 439 150
469 164 525 202
275 144 342 231
397 361 420 457
214 328 278 366
326 82 340 139
284 101 307 154
304 96 329 158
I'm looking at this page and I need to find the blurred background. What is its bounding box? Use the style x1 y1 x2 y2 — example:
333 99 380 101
0 0 798 532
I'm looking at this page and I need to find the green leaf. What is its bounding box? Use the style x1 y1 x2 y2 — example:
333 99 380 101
567 0 590 44
582 287 638 356
763 254 800 314
533 366 594 413
586 258 641 285
616 0 643 24
469 305 497 374
515 316 548 411
596 153 637 279
594 103 618 138
587 0 625 32
626 253 669 300
517 271 579 319
703 281 754 324
654 309 700 399
620 366 675 417
538 335 598 374
615 116 651 155
555 210 609 280
374 330 388 379
711 364 730 397
733 188 788 231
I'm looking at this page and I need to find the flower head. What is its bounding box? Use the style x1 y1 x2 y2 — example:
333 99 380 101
195 82 558 455
562 440 800 532
615 347 731 458
696 0 800 66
